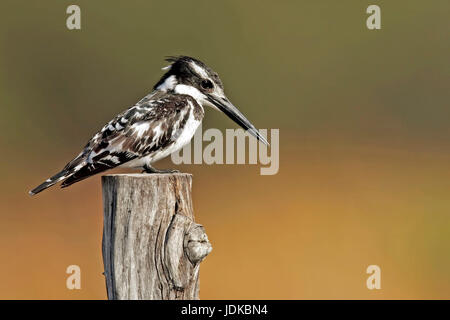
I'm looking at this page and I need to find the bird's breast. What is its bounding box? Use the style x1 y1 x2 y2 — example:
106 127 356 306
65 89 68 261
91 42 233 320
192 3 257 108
124 99 202 168
151 101 202 162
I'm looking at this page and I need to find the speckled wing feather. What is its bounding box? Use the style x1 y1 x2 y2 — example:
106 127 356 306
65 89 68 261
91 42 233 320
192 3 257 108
29 91 197 194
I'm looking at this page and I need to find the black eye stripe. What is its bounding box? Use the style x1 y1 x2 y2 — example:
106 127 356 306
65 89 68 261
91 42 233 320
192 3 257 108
201 79 214 89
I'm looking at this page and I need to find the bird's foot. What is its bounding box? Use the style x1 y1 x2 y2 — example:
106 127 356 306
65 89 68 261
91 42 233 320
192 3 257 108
142 164 180 174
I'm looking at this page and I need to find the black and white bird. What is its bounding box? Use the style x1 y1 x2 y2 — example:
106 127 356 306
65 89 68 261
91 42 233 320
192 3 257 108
29 56 268 196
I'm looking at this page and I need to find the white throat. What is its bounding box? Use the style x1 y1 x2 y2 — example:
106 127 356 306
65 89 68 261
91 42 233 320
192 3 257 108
174 84 207 105
156 77 212 108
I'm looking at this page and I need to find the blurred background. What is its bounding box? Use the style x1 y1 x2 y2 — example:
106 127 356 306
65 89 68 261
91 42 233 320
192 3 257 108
0 0 449 299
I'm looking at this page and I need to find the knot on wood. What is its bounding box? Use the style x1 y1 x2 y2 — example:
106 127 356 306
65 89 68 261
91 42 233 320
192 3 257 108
184 223 212 265
164 215 212 291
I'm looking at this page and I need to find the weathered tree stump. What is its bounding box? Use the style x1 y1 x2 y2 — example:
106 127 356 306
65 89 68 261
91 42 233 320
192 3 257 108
101 173 212 300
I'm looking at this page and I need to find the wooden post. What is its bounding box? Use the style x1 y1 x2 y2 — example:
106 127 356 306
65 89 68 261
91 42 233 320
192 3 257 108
101 173 212 300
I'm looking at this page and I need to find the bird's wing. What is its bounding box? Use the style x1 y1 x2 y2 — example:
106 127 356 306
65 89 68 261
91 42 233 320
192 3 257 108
60 91 195 187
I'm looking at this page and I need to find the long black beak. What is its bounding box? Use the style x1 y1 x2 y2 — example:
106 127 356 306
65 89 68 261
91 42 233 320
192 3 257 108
207 94 269 146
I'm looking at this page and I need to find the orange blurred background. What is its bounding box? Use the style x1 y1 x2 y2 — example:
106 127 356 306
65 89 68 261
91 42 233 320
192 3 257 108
0 1 449 299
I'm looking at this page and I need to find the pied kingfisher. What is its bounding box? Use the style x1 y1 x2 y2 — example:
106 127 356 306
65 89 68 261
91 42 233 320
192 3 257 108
30 56 268 195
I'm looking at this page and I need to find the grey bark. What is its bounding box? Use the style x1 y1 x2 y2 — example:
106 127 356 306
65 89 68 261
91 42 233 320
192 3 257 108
101 173 212 300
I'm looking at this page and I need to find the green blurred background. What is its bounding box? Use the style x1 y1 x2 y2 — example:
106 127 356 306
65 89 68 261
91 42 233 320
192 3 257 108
0 0 449 299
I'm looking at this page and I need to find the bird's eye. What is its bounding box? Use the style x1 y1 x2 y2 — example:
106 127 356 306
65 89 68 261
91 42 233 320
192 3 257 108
201 79 214 90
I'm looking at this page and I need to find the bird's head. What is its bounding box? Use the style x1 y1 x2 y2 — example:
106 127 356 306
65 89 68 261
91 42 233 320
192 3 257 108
154 56 268 145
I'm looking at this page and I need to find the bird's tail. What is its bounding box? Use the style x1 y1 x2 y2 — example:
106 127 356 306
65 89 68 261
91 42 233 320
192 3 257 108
29 170 71 196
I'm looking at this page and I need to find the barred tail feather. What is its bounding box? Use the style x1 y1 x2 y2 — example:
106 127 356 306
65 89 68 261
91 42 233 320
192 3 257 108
60 163 111 188
29 160 112 196
29 170 70 196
